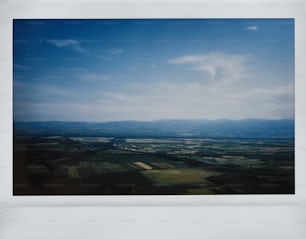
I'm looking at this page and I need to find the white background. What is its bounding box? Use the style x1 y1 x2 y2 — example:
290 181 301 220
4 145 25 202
1 0 306 238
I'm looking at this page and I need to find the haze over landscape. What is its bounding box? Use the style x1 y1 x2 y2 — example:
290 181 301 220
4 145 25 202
13 19 294 122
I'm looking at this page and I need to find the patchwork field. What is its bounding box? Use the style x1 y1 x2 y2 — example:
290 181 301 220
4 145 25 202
142 168 220 186
13 136 294 195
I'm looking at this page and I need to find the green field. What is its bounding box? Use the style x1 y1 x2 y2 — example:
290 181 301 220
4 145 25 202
13 136 294 195
142 168 220 186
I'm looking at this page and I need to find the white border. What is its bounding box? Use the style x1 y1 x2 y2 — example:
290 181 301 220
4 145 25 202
1 0 306 208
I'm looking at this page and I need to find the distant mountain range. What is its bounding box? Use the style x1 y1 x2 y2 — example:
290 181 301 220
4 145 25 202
13 119 294 139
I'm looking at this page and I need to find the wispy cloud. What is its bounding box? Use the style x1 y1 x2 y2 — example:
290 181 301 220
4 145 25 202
14 64 31 70
98 48 125 61
14 80 71 101
95 80 294 121
48 39 78 47
102 92 130 102
229 84 294 107
14 79 294 121
169 52 250 83
47 39 87 54
109 47 124 55
79 73 110 82
245 25 259 31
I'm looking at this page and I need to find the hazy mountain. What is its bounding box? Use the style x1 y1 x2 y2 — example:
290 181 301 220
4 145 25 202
14 119 294 139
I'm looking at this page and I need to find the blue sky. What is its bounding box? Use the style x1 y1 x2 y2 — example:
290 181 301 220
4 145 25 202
13 19 294 121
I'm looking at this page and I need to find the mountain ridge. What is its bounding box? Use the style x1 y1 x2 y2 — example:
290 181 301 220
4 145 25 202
14 119 294 139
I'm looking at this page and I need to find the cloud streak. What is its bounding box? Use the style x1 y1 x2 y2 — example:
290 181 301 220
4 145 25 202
109 47 124 55
169 52 250 83
14 81 294 121
95 76 294 121
79 73 110 82
14 64 31 70
245 25 259 31
47 39 87 54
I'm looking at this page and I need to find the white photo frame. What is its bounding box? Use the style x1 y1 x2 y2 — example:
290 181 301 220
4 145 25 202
1 1 306 239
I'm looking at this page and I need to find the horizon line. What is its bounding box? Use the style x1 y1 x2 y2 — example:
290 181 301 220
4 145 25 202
13 117 295 123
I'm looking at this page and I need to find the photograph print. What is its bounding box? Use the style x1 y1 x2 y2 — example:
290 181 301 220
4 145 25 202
13 19 294 195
